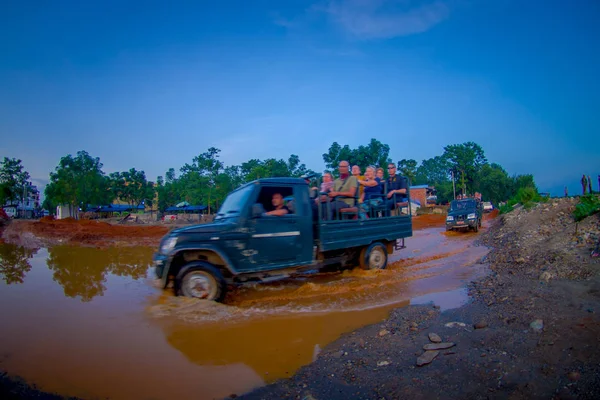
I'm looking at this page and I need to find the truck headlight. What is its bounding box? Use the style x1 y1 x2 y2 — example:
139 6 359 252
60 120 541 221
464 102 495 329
467 213 476 219
160 237 178 254
446 216 454 221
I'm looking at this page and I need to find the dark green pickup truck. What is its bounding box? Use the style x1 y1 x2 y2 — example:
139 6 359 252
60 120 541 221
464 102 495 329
445 199 483 232
153 178 413 301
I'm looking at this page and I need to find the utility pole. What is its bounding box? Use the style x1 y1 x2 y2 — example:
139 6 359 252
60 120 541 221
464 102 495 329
451 170 456 200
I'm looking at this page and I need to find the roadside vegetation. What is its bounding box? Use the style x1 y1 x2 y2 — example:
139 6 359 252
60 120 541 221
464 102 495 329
498 186 549 214
573 194 600 221
2 139 538 217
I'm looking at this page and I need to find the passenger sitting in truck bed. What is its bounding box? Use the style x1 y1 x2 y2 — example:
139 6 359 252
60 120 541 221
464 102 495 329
360 166 382 202
359 166 382 218
326 161 358 219
320 172 334 193
352 165 365 199
386 163 407 210
265 193 290 216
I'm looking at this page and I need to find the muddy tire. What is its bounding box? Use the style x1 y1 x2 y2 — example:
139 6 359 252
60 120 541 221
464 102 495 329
359 242 388 270
445 226 451 232
175 262 226 302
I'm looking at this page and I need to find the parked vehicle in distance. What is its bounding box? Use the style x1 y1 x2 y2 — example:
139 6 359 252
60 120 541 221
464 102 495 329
446 199 483 232
482 201 494 213
153 178 413 301
426 195 438 205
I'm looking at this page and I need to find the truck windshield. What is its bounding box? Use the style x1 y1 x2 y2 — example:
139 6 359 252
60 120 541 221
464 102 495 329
215 185 253 219
450 200 476 211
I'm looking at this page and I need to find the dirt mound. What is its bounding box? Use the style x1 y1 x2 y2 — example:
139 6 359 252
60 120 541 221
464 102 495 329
480 198 600 280
2 219 169 248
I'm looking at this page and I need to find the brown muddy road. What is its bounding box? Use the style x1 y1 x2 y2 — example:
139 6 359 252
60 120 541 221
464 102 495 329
0 222 489 400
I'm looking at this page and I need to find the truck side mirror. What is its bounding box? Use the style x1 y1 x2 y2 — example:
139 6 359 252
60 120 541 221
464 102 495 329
251 203 265 218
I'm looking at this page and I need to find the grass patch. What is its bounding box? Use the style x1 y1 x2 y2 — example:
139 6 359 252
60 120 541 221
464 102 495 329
573 195 600 221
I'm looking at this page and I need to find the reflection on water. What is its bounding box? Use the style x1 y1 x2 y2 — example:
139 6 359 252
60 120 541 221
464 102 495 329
0 243 38 284
46 246 153 301
162 300 409 386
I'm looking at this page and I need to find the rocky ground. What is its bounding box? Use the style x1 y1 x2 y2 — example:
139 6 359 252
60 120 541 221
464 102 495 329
240 198 600 400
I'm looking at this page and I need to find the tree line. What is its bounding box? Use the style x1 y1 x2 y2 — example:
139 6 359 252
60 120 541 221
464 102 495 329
0 139 537 215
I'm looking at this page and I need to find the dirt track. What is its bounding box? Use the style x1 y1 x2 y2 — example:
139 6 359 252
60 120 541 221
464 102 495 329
241 200 600 400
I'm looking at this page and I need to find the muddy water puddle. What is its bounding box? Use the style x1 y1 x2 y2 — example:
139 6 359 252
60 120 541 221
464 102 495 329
0 225 488 400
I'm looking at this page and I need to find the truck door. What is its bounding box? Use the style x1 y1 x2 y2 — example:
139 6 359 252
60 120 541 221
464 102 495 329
246 185 305 269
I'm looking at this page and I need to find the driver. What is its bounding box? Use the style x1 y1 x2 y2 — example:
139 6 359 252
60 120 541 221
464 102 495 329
265 193 290 216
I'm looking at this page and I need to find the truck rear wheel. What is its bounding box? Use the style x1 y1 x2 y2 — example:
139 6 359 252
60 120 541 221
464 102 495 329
359 242 388 270
175 262 227 302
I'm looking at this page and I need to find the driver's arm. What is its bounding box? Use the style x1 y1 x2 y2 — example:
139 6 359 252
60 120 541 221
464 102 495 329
265 208 289 216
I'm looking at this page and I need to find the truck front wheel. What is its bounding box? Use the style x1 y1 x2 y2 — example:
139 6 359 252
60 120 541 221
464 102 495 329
175 262 227 302
359 242 388 270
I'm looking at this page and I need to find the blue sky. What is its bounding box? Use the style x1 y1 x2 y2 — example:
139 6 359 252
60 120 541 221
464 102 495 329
1 0 599 197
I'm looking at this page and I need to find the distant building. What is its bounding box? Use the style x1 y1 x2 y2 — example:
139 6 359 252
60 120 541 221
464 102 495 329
2 182 40 218
409 185 428 208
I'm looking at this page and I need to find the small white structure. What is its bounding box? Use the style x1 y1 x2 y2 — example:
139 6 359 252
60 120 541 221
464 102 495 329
56 205 77 219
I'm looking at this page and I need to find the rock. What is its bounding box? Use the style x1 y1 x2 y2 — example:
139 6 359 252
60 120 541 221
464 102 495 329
409 322 418 328
530 319 544 332
302 395 317 400
423 342 455 351
539 271 555 282
409 327 418 332
378 329 390 337
445 321 466 328
516 257 526 263
416 350 440 366
428 333 442 343
474 320 488 329
377 360 391 367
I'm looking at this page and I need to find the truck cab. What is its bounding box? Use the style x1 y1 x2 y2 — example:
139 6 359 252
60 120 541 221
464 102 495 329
154 178 412 301
445 199 483 232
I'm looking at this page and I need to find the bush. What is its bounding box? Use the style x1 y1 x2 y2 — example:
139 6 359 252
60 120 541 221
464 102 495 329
573 195 600 221
499 186 545 214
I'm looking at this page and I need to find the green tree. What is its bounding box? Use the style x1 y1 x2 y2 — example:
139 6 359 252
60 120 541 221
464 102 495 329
397 159 418 184
156 169 182 212
179 147 224 213
511 174 537 192
413 156 453 203
0 157 31 206
443 142 487 196
44 151 112 216
323 139 391 174
109 168 153 209
414 156 450 185
476 163 512 204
